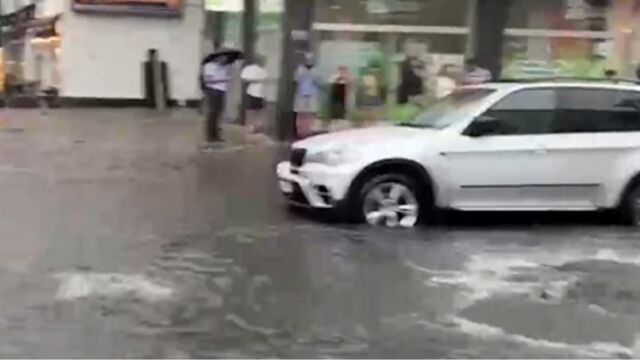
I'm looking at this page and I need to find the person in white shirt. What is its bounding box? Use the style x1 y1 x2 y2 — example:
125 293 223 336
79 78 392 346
241 55 268 134
202 55 232 149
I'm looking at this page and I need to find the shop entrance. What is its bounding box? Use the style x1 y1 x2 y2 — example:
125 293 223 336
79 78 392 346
1 4 61 108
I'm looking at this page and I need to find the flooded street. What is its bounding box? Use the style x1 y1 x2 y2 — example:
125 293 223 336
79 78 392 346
1 109 640 358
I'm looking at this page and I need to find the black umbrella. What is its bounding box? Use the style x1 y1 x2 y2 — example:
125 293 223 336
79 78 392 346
202 48 243 65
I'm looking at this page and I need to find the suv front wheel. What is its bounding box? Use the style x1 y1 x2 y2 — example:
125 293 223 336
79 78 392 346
355 174 422 228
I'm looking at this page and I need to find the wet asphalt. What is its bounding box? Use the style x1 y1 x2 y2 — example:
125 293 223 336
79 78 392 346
1 109 640 358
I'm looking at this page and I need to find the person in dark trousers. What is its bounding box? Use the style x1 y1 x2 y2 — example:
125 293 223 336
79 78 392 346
398 55 425 105
329 66 350 122
201 55 233 150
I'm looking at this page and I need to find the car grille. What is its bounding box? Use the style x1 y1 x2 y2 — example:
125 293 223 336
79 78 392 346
290 148 307 168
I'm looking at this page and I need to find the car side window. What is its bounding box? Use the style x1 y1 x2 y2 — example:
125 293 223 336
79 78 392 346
553 89 617 133
609 91 640 132
477 89 556 136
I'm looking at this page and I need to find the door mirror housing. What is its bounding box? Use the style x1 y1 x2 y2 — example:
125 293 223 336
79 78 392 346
466 115 501 137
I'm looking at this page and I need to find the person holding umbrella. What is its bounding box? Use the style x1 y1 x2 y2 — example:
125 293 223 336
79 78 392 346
201 48 243 151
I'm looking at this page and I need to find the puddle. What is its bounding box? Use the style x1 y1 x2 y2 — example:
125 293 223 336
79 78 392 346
408 245 640 357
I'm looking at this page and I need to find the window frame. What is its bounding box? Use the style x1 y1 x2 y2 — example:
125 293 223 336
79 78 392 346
464 87 558 137
463 86 640 137
554 87 640 134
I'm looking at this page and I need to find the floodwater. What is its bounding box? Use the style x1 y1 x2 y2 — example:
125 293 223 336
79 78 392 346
0 109 639 358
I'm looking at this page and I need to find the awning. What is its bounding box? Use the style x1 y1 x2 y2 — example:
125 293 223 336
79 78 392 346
2 15 60 40
0 4 36 28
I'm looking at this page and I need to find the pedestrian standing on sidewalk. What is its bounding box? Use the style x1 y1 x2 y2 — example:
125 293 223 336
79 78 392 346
294 53 320 139
201 49 242 151
328 65 350 132
359 67 384 127
241 55 268 134
434 64 458 99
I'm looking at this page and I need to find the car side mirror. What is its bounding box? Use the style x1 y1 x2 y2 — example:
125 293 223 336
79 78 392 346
466 115 500 137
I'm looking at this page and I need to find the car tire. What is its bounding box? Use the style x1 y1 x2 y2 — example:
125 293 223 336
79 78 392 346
350 173 427 228
621 184 640 227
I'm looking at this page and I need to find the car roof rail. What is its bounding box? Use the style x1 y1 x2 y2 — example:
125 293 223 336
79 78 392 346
498 77 640 85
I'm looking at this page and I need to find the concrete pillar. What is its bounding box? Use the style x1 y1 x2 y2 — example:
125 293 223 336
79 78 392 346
239 0 257 125
465 0 478 58
470 0 512 79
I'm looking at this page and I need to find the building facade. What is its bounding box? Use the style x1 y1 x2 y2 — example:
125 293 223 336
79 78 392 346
308 0 640 125
2 0 205 105
2 0 640 116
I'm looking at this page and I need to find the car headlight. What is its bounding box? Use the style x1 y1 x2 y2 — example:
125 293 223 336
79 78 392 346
305 146 361 166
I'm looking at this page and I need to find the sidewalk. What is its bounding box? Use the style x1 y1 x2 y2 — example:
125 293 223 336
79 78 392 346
0 108 280 182
1 108 274 148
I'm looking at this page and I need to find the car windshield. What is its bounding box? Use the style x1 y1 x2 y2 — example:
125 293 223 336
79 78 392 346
403 88 496 129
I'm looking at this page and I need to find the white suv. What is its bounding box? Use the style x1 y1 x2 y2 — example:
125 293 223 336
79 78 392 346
277 81 640 228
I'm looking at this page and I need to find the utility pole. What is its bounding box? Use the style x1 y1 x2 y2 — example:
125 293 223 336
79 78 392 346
0 0 3 47
470 0 512 79
239 0 257 125
275 0 315 140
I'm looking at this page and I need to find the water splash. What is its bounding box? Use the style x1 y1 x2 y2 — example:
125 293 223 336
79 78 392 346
415 316 633 358
55 272 174 302
414 247 640 309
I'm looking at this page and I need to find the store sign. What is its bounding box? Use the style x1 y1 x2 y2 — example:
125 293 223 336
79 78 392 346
73 0 183 17
204 0 283 13
0 4 35 28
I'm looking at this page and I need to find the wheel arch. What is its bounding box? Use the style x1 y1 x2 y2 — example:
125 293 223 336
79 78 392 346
347 159 436 204
617 171 640 208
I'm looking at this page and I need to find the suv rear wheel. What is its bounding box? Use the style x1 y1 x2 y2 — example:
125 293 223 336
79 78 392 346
354 173 423 228
622 184 640 227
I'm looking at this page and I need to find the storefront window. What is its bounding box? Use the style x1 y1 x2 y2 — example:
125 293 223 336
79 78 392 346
501 0 612 79
316 0 469 26
314 0 470 127
507 0 609 31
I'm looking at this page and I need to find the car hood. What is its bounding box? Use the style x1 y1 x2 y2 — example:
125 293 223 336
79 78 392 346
294 126 434 151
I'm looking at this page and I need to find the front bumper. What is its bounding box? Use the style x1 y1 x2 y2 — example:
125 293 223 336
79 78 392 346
277 161 355 209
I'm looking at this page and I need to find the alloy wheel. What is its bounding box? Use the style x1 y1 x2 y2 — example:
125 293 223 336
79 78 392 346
363 182 419 228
